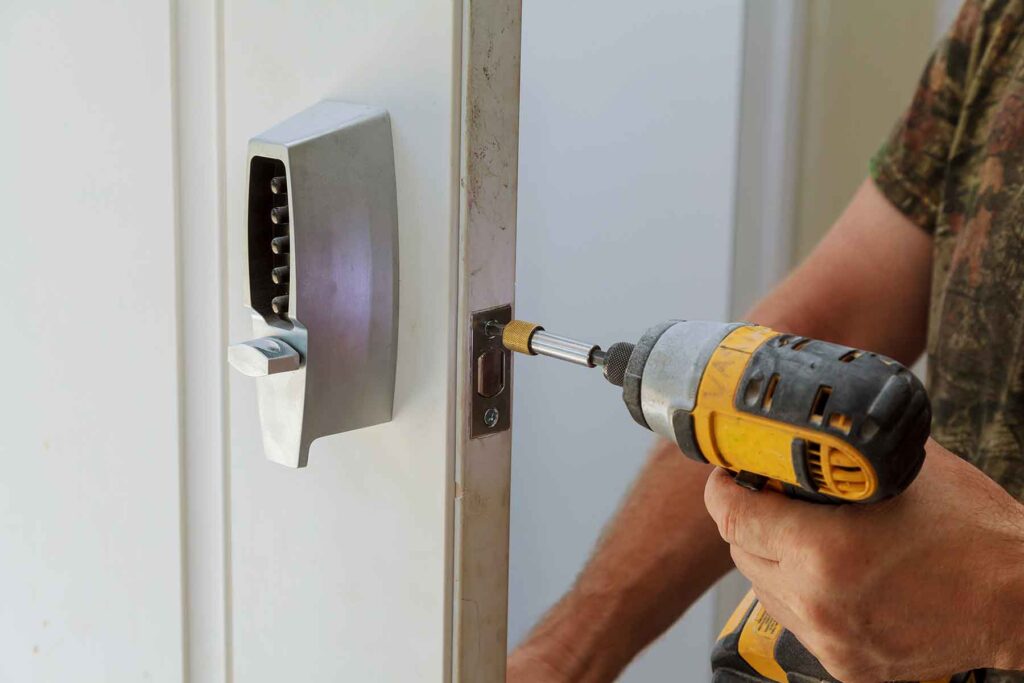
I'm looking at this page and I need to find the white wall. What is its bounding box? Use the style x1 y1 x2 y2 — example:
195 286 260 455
509 1 745 680
0 2 185 681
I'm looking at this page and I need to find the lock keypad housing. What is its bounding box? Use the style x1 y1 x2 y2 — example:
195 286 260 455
231 101 400 468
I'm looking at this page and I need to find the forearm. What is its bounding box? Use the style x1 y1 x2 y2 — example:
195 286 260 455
751 179 932 365
992 570 1024 671
985 492 1024 671
514 443 728 681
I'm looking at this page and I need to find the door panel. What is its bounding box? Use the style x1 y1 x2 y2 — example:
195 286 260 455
0 2 184 681
223 2 461 680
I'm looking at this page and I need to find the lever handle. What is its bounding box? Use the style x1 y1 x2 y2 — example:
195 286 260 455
228 337 302 377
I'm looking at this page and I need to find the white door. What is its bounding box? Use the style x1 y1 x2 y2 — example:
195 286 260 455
4 1 519 681
223 2 518 681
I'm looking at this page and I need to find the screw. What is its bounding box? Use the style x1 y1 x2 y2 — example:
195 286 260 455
483 407 500 428
484 320 503 338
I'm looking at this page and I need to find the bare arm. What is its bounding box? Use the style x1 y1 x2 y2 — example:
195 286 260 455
507 179 933 682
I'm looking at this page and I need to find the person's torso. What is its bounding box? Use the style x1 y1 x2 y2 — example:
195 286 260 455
928 0 1024 506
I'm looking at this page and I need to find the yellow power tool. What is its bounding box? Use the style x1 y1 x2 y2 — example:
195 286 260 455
497 318 973 683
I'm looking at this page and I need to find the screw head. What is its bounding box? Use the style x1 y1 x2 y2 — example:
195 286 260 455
484 320 502 339
483 407 500 428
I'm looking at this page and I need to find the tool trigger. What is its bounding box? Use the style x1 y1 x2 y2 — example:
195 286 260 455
733 471 769 492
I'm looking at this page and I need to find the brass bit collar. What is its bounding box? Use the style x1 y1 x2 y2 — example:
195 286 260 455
502 320 543 355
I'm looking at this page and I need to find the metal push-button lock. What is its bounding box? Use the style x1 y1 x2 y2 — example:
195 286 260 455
227 100 400 468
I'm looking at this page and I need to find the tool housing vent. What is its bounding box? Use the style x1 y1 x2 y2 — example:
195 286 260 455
806 440 869 497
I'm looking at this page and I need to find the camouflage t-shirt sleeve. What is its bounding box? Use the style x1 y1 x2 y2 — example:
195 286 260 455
870 0 984 233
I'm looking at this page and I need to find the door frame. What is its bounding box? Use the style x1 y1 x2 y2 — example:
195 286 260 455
451 1 522 680
729 0 805 318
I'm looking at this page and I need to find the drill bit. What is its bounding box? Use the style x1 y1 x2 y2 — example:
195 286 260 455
491 320 600 366
489 319 636 387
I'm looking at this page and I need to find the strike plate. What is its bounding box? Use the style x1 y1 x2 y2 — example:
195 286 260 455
470 305 512 438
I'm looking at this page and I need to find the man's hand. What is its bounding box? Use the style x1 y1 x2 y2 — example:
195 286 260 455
705 440 1024 682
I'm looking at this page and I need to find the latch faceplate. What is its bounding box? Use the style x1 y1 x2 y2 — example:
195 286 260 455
470 305 513 438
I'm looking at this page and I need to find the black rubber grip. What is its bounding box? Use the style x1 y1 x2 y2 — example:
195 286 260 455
735 335 930 503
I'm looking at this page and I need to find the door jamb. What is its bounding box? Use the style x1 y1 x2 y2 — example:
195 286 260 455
729 0 805 317
451 1 523 681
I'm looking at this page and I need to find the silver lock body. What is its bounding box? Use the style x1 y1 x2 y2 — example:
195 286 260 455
231 100 399 468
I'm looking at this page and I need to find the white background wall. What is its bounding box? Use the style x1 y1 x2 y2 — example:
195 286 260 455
509 1 745 680
0 3 185 681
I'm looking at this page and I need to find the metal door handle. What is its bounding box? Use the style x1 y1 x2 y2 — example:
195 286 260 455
227 337 302 377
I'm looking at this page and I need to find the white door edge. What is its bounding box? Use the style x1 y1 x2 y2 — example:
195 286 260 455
452 1 523 681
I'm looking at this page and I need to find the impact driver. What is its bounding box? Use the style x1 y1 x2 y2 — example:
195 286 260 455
496 318 974 683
